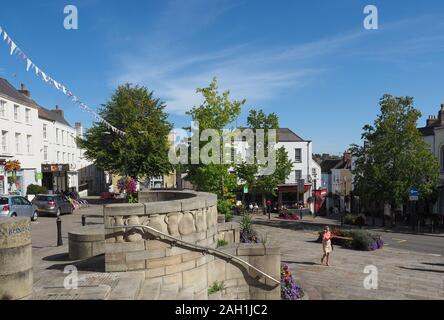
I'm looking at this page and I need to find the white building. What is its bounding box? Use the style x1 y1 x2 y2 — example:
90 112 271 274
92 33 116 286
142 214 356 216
38 105 81 193
233 127 321 212
0 78 96 196
0 79 42 195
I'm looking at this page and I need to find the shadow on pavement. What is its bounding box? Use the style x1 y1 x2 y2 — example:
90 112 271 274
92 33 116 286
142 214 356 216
398 266 444 274
421 262 444 267
45 254 105 273
42 253 71 262
282 260 319 266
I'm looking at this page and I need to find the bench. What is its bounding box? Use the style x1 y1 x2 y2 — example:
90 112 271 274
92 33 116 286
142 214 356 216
68 226 105 260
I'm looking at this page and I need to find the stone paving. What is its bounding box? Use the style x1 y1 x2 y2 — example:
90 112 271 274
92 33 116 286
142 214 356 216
28 207 444 300
252 216 444 300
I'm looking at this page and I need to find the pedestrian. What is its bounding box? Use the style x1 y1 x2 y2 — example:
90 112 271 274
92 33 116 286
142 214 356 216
266 199 272 214
321 226 333 266
249 203 253 213
253 203 259 214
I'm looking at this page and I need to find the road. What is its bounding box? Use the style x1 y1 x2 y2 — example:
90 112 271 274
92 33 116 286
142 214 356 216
380 231 444 256
30 204 103 249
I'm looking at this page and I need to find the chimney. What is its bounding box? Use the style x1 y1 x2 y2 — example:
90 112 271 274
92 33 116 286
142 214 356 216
426 115 436 127
75 122 83 137
18 83 30 97
52 105 64 118
438 104 444 126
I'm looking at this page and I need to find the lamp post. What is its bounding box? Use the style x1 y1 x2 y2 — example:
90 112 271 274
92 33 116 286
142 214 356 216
312 171 317 215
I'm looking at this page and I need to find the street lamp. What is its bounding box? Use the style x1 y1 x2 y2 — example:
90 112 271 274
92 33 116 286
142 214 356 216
312 170 317 215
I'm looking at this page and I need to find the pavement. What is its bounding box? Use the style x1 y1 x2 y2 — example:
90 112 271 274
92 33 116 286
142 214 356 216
251 214 444 300
26 207 444 300
250 213 444 256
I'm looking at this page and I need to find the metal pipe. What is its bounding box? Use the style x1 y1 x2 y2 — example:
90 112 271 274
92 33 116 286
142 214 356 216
105 224 280 285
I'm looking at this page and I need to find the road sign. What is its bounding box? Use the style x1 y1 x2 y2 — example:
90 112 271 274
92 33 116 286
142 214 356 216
409 187 419 201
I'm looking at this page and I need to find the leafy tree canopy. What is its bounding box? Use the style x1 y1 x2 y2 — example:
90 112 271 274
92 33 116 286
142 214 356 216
77 84 173 179
350 94 440 207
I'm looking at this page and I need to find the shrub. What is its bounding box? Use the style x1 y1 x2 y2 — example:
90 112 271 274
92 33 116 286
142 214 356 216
208 281 225 295
217 199 233 222
26 184 47 195
240 213 253 231
343 214 355 225
317 228 383 251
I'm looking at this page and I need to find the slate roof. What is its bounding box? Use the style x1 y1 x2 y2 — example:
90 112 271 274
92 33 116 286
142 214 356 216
0 77 72 127
38 106 72 127
418 126 435 136
0 78 39 109
276 128 307 142
320 158 351 173
237 127 307 142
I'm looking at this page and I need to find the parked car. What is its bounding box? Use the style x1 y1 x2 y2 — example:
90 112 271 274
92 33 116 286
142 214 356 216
0 195 39 221
31 194 74 217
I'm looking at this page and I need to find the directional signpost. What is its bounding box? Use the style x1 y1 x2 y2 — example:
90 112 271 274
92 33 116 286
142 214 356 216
409 187 419 231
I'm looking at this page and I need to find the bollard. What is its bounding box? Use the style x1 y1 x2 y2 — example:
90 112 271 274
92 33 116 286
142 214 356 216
300 210 303 220
56 217 63 246
417 220 420 233
82 215 86 226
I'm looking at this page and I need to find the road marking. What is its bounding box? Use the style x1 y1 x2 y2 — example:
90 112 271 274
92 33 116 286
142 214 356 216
428 254 442 257
392 238 407 243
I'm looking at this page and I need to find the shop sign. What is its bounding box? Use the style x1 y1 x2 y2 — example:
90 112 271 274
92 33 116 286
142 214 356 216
42 164 69 173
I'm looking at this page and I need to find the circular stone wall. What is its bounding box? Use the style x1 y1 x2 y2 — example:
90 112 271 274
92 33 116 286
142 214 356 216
0 217 33 300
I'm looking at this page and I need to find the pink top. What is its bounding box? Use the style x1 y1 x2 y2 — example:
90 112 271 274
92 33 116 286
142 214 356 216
323 231 331 241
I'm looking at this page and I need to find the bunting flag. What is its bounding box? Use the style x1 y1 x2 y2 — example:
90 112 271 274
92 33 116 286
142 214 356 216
0 25 126 136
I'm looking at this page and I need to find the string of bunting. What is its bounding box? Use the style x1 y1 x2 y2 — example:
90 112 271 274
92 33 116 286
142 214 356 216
0 25 125 136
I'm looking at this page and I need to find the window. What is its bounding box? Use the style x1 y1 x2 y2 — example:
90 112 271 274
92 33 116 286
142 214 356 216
62 130 65 145
56 129 60 144
43 124 47 140
26 135 32 154
1 131 7 153
63 152 66 163
15 133 21 153
0 100 6 117
295 170 302 181
14 105 19 121
57 151 60 163
295 148 302 163
25 108 30 123
43 146 48 161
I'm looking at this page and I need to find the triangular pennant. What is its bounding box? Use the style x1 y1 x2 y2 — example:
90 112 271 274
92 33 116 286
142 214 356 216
26 59 33 71
10 41 16 55
3 31 7 41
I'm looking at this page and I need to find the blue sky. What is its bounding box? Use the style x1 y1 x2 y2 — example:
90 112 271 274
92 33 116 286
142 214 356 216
1 0 444 155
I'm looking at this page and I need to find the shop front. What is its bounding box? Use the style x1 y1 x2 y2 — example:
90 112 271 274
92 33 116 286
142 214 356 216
42 164 71 193
0 160 6 195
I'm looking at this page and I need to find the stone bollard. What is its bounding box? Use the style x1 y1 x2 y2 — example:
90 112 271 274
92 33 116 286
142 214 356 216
0 217 33 300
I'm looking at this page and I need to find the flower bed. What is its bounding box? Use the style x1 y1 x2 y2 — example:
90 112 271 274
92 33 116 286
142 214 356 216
317 228 383 251
278 212 301 221
281 264 304 300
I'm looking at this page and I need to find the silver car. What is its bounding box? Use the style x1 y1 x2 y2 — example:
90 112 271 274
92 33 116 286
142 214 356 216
0 195 39 221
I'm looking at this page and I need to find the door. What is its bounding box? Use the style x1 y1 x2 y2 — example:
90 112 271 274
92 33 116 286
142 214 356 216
19 197 34 217
11 197 24 216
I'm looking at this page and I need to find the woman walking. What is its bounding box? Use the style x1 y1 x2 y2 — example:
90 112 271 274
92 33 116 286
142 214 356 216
321 226 333 266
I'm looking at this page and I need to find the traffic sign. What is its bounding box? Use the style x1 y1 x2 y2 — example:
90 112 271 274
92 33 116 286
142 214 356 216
409 187 419 201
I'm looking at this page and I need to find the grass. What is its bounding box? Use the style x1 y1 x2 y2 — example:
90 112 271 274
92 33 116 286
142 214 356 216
216 239 228 248
208 281 225 295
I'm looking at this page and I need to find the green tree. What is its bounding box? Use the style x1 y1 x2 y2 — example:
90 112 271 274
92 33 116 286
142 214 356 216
184 78 245 219
351 94 440 226
236 110 293 214
77 84 173 180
